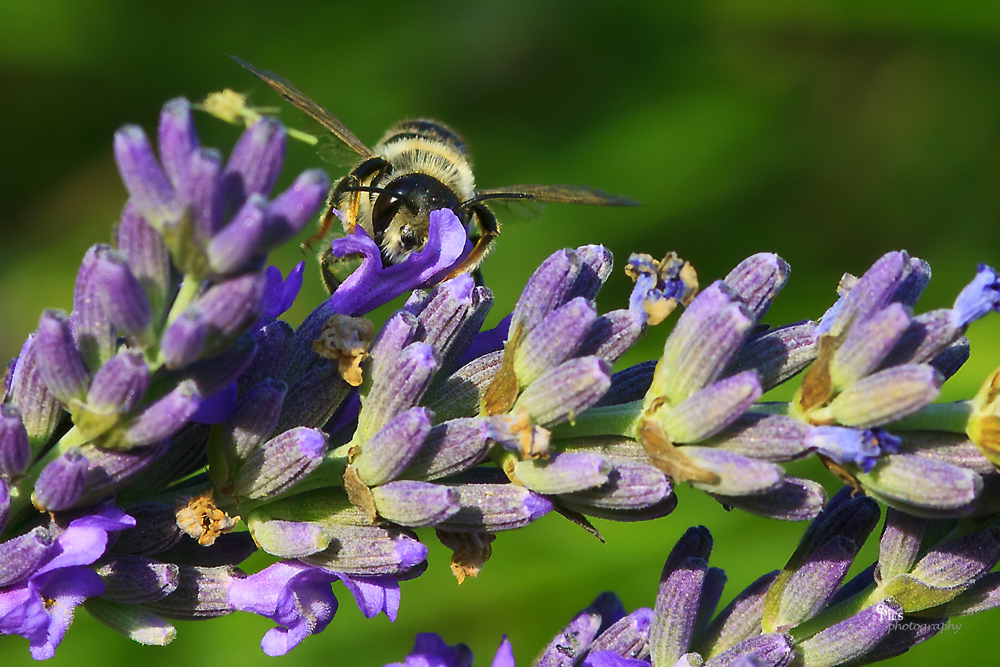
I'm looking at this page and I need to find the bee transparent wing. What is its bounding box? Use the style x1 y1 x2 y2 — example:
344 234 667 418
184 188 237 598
475 184 640 207
233 56 373 159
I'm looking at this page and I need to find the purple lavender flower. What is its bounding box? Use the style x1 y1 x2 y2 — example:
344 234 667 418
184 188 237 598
0 504 135 659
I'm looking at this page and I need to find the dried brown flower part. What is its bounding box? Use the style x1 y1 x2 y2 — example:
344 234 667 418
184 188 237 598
175 490 240 546
312 314 376 387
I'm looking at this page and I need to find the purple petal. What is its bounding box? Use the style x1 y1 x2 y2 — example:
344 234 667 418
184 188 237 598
336 573 400 620
190 381 238 425
261 261 306 318
952 263 1000 327
327 208 471 316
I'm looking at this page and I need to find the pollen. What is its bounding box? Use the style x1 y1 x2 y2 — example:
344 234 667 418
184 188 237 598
312 314 376 387
175 490 240 546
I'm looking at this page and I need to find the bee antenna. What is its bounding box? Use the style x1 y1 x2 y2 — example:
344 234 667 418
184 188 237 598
340 185 418 213
461 192 535 207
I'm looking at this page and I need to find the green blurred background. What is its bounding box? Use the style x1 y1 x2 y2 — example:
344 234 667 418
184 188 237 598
2 1 1000 664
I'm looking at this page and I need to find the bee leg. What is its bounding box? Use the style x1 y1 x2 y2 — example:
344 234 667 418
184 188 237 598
318 247 341 295
444 203 498 281
302 156 390 250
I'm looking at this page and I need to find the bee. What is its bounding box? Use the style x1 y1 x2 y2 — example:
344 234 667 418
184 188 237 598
234 58 638 290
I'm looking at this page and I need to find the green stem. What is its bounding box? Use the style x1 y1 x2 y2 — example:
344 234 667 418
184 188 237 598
886 401 973 433
549 400 643 440
165 275 202 328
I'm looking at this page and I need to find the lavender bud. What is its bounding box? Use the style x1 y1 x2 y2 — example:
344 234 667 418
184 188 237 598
161 310 207 369
194 271 266 340
0 527 53 587
797 599 899 667
438 483 553 532
709 414 812 462
260 169 329 249
856 453 982 517
96 250 154 343
119 423 210 501
71 245 116 370
831 303 911 388
111 502 183 555
725 322 818 392
562 457 672 511
0 405 30 477
535 605 603 667
514 297 597 386
650 556 707 666
421 351 503 422
371 480 461 527
654 283 755 404
510 249 583 339
75 440 169 506
876 508 927 584
514 452 610 495
403 417 491 481
121 380 202 447
240 319 293 391
883 526 1000 612
681 447 784 496
774 535 855 629
113 124 178 228
821 251 909 337
86 349 150 416
222 117 285 205
302 524 427 575
182 146 224 240
357 343 438 441
900 431 993 476
713 478 826 522
222 379 285 461
33 447 89 511
658 371 762 444
596 361 656 407
206 194 269 275
827 364 942 428
157 98 197 186
143 565 239 620
516 356 611 427
115 204 171 320
354 407 432 487
276 365 351 432
36 309 91 404
929 337 970 379
156 532 255 568
945 571 1000 616
9 334 62 447
183 334 257 398
587 607 653 660
83 598 177 646
703 633 793 667
248 517 333 559
96 555 179 604
234 426 327 499
892 256 932 306
723 253 790 321
406 274 487 375
368 311 420 383
576 309 645 366
573 244 614 300
699 571 779 658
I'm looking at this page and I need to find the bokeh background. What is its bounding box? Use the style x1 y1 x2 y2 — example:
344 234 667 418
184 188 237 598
2 1 1000 665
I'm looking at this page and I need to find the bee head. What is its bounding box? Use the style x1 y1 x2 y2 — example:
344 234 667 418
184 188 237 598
373 174 464 263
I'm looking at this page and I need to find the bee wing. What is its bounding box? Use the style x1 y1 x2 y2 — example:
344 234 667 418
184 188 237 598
233 56 373 159
475 184 639 207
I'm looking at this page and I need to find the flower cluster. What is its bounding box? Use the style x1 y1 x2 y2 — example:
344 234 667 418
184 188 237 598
2 94 1000 664
386 488 1000 666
